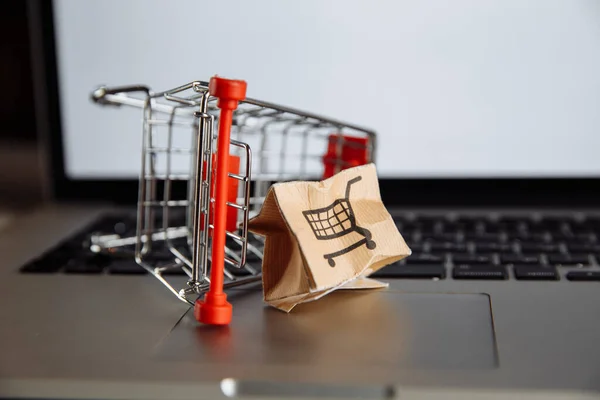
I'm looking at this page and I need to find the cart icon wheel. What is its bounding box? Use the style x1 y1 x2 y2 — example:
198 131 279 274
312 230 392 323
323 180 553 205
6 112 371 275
302 176 376 267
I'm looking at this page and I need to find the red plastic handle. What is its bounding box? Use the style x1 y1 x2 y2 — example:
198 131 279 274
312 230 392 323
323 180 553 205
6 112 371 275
194 76 247 326
322 134 369 179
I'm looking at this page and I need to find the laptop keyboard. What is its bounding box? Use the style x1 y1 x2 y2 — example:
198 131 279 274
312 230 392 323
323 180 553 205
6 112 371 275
19 212 600 282
372 213 600 281
20 213 150 275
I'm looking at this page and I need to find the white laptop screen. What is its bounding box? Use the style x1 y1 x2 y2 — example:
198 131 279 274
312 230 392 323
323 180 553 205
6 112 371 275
53 0 600 179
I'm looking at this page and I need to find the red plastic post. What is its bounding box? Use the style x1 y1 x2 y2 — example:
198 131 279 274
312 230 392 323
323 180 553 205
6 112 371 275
194 76 247 325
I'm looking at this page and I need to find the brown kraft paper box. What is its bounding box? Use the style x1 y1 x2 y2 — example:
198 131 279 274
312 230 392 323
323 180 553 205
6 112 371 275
248 163 411 312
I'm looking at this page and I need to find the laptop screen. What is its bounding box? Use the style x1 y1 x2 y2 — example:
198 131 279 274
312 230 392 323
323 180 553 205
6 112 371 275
53 0 600 180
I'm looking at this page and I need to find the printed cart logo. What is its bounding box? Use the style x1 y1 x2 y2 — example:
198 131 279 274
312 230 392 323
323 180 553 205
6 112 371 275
302 176 376 267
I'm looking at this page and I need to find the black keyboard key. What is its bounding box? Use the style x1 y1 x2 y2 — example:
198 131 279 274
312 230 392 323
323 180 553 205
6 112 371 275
401 222 421 233
228 267 255 277
409 217 438 231
20 252 71 273
147 247 186 262
519 242 561 254
400 230 418 240
107 260 147 274
497 219 530 232
497 216 532 224
429 242 468 253
20 260 57 273
167 214 187 230
483 224 512 234
395 220 413 231
547 254 590 267
582 217 600 229
57 237 90 252
402 233 418 244
507 232 548 242
421 233 459 242
568 223 594 235
413 215 445 224
529 225 555 235
442 219 484 233
413 215 440 223
451 254 491 265
453 265 507 280
161 265 188 275
416 228 436 237
372 264 446 279
393 215 410 224
567 243 600 253
474 243 513 254
463 232 503 242
566 271 600 281
91 214 136 234
407 243 424 253
244 250 263 263
535 217 572 230
553 232 594 242
404 253 444 265
500 254 540 265
439 221 459 232
514 265 558 280
455 216 487 226
64 255 110 274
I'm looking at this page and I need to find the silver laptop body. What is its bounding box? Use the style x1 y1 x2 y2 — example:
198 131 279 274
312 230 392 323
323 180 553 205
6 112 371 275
1 1 599 399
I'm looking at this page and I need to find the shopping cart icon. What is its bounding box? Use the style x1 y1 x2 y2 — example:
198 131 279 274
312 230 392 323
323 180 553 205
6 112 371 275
302 176 376 267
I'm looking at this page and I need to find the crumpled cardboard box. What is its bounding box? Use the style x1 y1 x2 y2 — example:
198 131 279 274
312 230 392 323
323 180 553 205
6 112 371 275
248 163 411 312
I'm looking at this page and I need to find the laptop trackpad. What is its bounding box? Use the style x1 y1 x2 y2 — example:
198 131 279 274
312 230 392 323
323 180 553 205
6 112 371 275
158 290 497 370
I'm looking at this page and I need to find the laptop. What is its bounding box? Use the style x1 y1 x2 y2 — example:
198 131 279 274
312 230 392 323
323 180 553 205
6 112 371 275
2 0 600 398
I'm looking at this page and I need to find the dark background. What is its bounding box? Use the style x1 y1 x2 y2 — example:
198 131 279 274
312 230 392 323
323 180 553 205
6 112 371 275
0 2 42 206
1 2 35 143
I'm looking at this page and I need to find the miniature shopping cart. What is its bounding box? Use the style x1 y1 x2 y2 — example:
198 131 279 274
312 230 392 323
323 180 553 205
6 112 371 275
90 76 376 325
302 176 377 267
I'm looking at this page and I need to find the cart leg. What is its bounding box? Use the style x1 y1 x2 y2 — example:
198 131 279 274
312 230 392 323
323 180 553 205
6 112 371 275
355 226 376 249
322 238 368 267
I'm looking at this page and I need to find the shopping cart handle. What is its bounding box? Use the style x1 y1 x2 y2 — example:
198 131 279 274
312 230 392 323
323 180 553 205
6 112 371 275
91 85 151 106
345 176 362 199
347 176 362 185
195 76 248 326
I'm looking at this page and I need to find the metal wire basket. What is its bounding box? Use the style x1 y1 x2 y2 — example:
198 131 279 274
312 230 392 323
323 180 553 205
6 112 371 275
90 76 376 324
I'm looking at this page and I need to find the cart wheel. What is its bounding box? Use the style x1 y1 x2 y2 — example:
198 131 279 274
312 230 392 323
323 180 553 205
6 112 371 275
328 258 336 267
366 240 376 250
